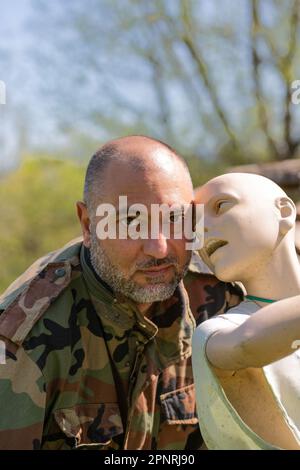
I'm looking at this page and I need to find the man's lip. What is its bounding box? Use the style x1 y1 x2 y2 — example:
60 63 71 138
205 239 228 257
139 264 174 274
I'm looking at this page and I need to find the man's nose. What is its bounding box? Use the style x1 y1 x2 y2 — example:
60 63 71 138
143 231 169 259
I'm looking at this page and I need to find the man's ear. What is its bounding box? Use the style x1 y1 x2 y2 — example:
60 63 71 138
76 201 91 248
275 196 296 236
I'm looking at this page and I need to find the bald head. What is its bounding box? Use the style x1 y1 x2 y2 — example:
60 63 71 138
84 135 192 212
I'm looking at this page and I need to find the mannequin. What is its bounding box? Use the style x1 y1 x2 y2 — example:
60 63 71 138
192 173 300 450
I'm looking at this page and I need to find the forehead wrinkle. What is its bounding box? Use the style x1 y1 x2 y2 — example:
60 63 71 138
112 142 191 182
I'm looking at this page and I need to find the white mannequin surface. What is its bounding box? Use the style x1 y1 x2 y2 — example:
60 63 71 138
192 173 300 450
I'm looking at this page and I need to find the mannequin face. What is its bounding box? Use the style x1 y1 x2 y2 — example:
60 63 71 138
197 174 293 283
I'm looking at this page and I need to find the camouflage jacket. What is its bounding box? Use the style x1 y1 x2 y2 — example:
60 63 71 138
0 239 242 450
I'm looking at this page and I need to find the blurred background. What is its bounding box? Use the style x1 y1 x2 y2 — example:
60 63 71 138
1 0 300 291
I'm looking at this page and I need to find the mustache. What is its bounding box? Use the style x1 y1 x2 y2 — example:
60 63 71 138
135 256 178 270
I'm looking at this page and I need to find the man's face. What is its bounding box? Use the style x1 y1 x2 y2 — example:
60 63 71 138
198 175 281 283
88 148 194 304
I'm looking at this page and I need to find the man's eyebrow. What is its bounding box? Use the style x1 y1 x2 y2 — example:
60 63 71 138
114 204 188 218
115 208 142 217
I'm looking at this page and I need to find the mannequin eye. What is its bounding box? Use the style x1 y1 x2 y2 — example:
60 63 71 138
215 200 230 214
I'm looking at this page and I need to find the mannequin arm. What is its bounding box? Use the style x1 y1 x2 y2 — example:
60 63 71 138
206 295 300 370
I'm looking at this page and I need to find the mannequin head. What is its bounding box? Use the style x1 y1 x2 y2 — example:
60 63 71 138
196 173 296 283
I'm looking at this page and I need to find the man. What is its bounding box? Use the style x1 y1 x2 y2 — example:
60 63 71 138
193 173 300 450
0 136 241 450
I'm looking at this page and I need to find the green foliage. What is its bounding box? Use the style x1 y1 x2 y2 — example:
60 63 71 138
0 158 85 293
186 155 228 188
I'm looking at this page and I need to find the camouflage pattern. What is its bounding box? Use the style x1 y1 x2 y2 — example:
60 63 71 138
0 239 242 450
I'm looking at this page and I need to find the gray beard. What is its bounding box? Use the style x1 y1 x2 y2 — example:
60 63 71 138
89 232 190 304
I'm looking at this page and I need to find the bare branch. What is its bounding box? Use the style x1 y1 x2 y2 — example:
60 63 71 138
179 0 240 151
250 0 281 159
257 0 300 158
281 0 300 158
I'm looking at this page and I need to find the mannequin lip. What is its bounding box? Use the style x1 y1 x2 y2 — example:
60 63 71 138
205 239 228 257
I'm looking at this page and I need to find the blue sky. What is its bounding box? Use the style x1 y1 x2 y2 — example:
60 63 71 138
1 0 33 83
1 1 33 169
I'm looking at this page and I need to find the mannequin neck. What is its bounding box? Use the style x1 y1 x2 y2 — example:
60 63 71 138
242 240 300 301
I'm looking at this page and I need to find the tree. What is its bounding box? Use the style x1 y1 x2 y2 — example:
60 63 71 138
30 0 300 166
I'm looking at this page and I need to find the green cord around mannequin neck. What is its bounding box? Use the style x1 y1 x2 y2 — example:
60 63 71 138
245 294 277 304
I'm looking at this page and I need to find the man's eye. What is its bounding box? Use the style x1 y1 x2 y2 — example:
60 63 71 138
120 216 140 227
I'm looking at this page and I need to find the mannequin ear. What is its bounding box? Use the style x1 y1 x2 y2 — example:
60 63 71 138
275 197 296 236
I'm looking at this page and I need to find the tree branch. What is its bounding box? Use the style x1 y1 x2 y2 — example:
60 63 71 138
281 0 300 158
179 0 240 152
257 0 300 159
250 0 281 160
